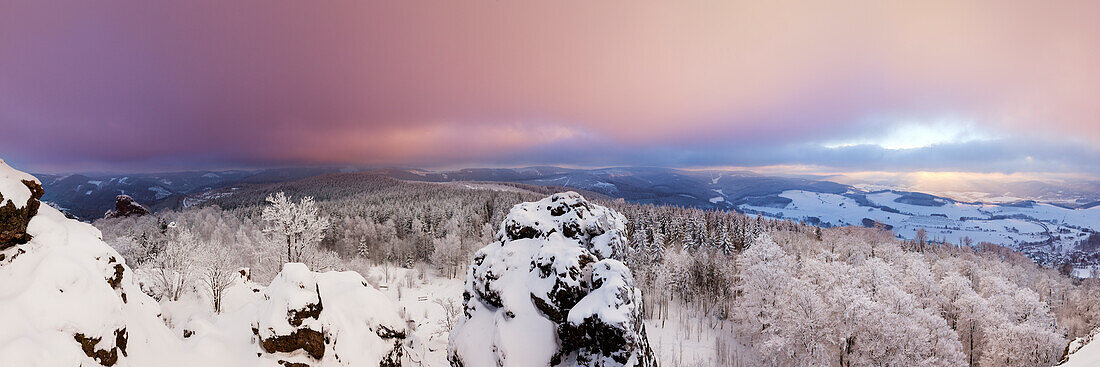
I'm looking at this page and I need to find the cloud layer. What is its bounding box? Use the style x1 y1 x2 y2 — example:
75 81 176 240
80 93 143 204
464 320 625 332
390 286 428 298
1 1 1097 175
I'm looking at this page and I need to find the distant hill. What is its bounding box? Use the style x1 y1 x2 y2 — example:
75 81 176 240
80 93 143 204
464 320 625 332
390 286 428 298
35 165 1100 272
35 167 347 220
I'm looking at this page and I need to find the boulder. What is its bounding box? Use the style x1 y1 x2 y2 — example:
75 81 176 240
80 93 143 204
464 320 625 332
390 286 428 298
103 194 150 219
449 192 656 367
253 263 407 367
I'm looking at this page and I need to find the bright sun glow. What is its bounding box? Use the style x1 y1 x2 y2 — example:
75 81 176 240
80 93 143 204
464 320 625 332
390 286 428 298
823 118 998 150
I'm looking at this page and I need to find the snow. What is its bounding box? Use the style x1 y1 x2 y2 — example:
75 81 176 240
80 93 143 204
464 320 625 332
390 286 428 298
148 186 172 199
1061 326 1100 367
450 239 561 366
0 197 180 366
251 263 405 366
0 158 38 208
496 191 628 260
739 189 1100 255
452 192 651 366
568 260 636 325
709 196 724 203
591 181 618 193
1 163 412 367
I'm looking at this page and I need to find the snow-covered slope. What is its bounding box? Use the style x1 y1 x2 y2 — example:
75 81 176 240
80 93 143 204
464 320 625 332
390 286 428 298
1060 326 1100 367
449 192 655 367
2 160 410 367
739 189 1100 267
0 162 181 366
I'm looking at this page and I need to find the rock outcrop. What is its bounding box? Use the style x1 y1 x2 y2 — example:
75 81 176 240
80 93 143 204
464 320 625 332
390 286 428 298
103 194 150 219
0 159 180 366
0 159 43 250
253 263 407 367
449 192 656 367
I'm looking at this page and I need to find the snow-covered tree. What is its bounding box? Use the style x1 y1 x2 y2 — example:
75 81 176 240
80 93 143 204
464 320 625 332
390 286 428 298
431 231 464 278
261 192 331 265
150 223 201 301
198 241 237 313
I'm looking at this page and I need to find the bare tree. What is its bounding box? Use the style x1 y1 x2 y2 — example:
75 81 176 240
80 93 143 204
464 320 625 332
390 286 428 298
198 241 237 313
150 223 200 301
434 297 462 335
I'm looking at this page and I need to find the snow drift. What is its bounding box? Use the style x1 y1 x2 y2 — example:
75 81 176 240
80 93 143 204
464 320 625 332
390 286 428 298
0 159 180 366
449 192 655 367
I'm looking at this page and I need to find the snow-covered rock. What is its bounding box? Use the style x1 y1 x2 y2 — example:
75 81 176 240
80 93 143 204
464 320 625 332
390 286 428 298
1060 326 1100 367
103 194 150 219
497 191 629 260
449 192 655 367
0 159 43 249
252 263 407 367
0 160 181 366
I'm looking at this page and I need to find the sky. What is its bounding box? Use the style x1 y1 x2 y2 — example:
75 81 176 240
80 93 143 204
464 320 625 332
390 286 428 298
1 1 1099 181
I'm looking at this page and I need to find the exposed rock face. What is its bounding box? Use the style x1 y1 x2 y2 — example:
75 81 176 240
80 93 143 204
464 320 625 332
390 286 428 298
449 192 656 367
0 159 43 250
253 263 407 367
103 194 150 219
74 329 128 366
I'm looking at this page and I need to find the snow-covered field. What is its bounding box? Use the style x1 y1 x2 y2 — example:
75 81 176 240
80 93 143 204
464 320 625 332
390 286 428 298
739 190 1099 261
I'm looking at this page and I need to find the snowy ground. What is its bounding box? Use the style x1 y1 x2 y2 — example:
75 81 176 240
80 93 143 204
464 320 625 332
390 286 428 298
153 262 735 366
644 304 748 367
740 190 1099 257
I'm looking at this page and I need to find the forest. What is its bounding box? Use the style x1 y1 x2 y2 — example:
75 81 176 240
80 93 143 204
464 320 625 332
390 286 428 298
93 174 1100 366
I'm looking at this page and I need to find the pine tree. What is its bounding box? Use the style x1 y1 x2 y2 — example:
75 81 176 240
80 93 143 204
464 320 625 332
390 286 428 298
356 237 369 258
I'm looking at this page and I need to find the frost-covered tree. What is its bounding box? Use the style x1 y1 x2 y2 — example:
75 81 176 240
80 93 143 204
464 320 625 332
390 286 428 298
261 192 331 265
430 231 463 278
150 223 201 301
198 241 237 313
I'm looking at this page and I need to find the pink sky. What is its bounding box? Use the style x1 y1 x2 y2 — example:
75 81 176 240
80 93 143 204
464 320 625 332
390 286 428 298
1 1 1098 175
